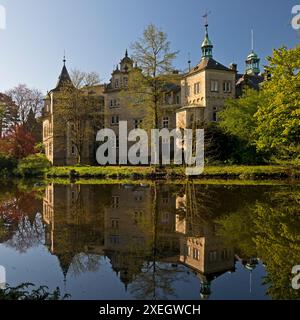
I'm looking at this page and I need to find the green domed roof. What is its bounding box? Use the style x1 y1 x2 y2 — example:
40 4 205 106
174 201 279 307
201 25 213 59
247 51 258 60
202 35 213 47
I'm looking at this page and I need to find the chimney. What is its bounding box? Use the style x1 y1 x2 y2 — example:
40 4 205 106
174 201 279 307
229 63 238 72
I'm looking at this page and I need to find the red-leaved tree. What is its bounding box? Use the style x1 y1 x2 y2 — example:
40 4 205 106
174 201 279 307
0 125 36 159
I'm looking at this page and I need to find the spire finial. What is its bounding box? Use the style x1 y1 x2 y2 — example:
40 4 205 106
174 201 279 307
203 10 211 28
251 29 254 52
125 49 128 58
201 11 213 60
188 52 191 72
63 50 66 65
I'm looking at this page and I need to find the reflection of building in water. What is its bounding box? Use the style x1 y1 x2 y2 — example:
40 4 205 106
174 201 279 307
43 183 236 297
104 184 153 288
43 184 107 276
104 184 179 288
176 192 235 299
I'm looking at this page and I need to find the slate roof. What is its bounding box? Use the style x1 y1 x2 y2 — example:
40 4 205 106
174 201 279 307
188 58 234 75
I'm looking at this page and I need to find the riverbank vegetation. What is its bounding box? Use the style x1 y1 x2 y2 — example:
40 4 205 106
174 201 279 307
45 164 300 180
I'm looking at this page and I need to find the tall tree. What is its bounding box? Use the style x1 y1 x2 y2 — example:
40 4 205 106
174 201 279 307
217 89 266 164
254 46 300 160
70 69 101 89
55 84 104 164
0 125 36 159
0 93 18 137
127 24 179 129
6 84 43 125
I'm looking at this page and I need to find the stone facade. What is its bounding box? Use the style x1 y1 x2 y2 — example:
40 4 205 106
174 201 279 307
43 64 105 166
43 25 263 165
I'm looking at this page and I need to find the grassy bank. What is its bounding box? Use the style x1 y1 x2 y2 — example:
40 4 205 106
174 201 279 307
46 165 300 180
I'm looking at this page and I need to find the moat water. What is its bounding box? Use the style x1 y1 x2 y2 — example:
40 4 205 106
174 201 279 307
0 180 299 300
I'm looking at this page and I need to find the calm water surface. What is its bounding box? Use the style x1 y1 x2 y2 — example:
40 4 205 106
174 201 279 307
0 181 299 300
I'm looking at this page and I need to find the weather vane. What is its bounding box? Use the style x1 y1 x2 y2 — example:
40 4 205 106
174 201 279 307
202 10 211 26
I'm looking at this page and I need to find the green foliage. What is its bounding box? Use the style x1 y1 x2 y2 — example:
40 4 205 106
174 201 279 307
217 187 300 300
218 45 299 164
34 142 45 154
0 283 69 300
45 165 299 180
17 153 51 177
205 123 265 165
0 153 17 176
254 46 300 160
219 89 260 143
217 89 267 164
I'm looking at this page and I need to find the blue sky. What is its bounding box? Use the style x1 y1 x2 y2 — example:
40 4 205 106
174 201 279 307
0 0 298 93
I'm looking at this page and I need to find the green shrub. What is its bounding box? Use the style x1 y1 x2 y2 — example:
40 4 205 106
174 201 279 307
0 154 17 176
17 153 51 177
0 283 70 300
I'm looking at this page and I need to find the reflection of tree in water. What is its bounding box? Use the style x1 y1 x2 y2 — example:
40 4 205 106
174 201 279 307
69 253 101 277
129 182 188 300
5 213 45 253
176 181 217 233
130 262 187 300
217 186 300 300
0 186 43 245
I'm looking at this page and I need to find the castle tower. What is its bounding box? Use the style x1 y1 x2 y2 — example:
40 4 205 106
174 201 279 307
55 56 74 90
201 24 213 60
245 31 260 75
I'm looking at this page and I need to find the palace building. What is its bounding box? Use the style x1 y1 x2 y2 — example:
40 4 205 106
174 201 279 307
43 24 264 165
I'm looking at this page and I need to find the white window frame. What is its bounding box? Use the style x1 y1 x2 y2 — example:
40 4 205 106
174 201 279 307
210 80 219 92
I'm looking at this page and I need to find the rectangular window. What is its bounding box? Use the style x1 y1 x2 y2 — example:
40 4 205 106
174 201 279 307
185 245 191 257
193 248 200 260
71 145 76 155
134 119 142 129
110 100 119 108
124 77 128 87
116 135 119 149
210 80 219 92
161 212 170 224
212 112 217 122
111 115 119 125
223 81 232 93
209 250 218 263
194 82 200 95
109 235 120 245
176 95 180 105
111 219 119 229
115 79 119 89
112 196 120 209
162 117 169 128
221 249 229 261
134 195 143 201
